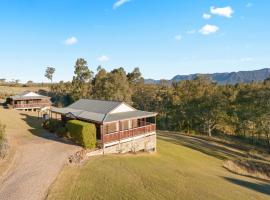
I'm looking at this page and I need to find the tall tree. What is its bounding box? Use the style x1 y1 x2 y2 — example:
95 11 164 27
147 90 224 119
72 58 93 100
93 67 132 103
92 66 108 99
127 67 143 85
45 67 55 83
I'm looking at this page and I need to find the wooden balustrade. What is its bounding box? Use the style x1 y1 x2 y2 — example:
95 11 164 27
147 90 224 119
103 124 156 144
14 103 50 108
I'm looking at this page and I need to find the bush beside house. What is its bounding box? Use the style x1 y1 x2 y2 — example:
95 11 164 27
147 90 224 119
66 120 96 149
42 118 96 149
42 119 67 137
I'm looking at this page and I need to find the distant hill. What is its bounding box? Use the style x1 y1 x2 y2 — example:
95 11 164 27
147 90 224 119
145 68 270 85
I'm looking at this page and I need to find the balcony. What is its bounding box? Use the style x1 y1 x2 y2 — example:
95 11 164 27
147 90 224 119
14 103 51 109
102 123 156 144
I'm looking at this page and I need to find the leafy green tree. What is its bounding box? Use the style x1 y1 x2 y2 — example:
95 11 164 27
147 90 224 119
45 67 55 83
93 67 132 103
72 58 93 100
51 81 74 107
92 66 108 99
127 67 143 84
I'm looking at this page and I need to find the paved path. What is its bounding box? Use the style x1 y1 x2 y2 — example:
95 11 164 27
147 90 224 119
0 109 80 200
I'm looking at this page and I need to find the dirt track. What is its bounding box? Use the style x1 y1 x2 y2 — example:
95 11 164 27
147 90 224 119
0 108 80 200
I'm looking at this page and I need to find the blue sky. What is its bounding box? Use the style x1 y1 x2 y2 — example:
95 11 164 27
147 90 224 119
0 0 270 82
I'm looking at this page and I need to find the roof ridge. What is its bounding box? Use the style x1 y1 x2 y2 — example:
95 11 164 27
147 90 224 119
79 98 123 104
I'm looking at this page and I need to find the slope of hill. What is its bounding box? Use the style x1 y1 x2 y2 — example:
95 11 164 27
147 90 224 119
145 68 270 85
47 132 270 200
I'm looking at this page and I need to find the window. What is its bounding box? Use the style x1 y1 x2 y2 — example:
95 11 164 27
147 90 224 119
132 119 138 128
122 120 130 130
106 123 118 134
138 118 146 127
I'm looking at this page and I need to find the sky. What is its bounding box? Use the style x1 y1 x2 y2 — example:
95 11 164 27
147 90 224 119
0 0 270 83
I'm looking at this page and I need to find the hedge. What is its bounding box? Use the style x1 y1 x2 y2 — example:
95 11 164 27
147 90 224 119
67 120 96 149
42 119 64 134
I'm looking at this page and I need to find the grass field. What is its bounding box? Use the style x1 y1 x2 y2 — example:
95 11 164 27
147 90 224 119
47 132 270 200
0 85 49 99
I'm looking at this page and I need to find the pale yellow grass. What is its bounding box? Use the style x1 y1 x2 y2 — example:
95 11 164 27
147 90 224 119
0 85 49 99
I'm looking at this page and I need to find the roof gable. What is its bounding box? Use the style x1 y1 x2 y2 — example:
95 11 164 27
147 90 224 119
51 99 157 124
10 91 48 100
109 103 136 114
23 92 41 97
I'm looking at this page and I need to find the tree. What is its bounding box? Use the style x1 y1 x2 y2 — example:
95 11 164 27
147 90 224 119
92 67 108 99
50 81 74 107
198 87 228 137
45 67 55 83
14 79 20 85
93 67 132 103
27 80 34 85
127 67 143 84
72 58 93 100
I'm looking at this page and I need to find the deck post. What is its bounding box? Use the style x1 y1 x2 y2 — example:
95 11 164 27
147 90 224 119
101 124 105 154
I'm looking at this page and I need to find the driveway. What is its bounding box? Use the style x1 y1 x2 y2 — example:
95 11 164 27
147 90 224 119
0 108 81 200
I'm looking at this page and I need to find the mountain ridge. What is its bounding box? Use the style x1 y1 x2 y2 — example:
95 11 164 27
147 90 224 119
145 68 270 85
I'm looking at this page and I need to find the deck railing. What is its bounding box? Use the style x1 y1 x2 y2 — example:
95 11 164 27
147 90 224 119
14 103 50 109
103 123 156 144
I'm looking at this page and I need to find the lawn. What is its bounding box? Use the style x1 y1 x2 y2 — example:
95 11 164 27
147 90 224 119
47 132 270 200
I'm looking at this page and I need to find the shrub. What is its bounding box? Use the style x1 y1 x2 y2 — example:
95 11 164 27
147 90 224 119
42 119 64 133
0 121 8 159
67 120 96 149
56 126 68 138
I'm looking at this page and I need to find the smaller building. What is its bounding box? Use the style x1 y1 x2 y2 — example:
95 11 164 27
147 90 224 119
7 91 51 111
50 99 157 154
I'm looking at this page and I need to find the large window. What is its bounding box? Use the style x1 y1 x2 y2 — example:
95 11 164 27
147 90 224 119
106 122 118 134
122 120 130 130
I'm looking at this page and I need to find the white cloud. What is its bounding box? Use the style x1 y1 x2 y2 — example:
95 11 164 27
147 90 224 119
113 0 130 9
246 3 253 8
210 6 234 18
64 37 78 45
174 34 182 41
98 55 110 62
187 30 196 34
199 24 219 35
202 13 211 19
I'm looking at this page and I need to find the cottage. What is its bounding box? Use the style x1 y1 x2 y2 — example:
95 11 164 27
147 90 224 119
50 99 157 154
7 91 51 111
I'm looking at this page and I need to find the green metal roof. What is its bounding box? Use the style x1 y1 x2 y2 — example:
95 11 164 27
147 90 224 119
68 99 122 114
51 99 157 124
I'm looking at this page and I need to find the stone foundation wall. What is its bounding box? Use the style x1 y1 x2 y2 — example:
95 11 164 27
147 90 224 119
103 132 156 154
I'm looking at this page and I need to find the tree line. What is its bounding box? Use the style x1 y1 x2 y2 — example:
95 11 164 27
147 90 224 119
49 58 270 150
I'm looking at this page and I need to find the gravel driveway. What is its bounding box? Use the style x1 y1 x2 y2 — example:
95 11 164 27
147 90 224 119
0 109 81 200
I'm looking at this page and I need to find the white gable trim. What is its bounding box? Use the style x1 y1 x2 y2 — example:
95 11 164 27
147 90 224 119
24 92 41 97
109 102 136 114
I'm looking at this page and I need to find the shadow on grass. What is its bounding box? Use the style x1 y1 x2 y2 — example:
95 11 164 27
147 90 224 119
20 113 78 146
223 177 270 196
158 132 251 161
